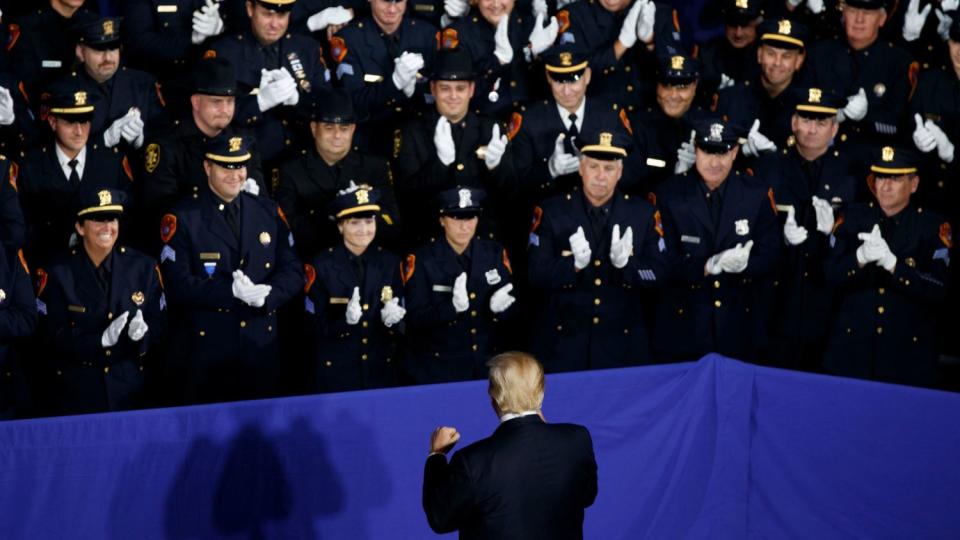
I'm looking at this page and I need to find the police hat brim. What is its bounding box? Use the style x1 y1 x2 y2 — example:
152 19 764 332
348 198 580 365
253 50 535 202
696 141 740 154
50 109 95 122
79 38 121 51
77 208 123 221
440 208 483 218
432 71 476 82
759 34 805 50
205 154 252 169
843 0 887 9
546 68 587 83
336 207 380 220
794 106 839 119
255 0 295 12
723 11 762 26
658 74 698 86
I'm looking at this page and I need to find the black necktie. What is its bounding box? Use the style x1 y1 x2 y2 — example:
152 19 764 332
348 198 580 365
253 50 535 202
566 113 579 153
707 191 722 229
68 159 80 189
224 202 240 241
262 43 280 71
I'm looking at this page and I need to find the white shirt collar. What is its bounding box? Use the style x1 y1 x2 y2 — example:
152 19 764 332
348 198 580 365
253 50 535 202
55 143 87 182
556 99 586 131
499 410 540 423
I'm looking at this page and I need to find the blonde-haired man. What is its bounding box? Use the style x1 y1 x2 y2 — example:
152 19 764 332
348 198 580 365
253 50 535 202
422 351 598 539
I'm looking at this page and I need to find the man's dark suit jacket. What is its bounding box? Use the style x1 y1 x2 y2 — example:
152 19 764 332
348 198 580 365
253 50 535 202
422 415 598 539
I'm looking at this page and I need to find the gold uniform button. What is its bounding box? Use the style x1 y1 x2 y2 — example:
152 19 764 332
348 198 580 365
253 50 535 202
556 325 563 331
594 278 602 286
362 338 368 345
363 303 369 310
913 336 919 343
877 326 884 335
592 316 600 324
199 331 206 337
470 310 477 317
361 354 368 361
471 344 478 352
713 280 720 289
594 298 601 306
677 309 684 315
104 366 109 373
593 259 601 267
265 262 271 269
456 163 465 171
877 306 885 314
325 361 333 367
878 288 885 295
470 328 476 335
714 300 722 308
362 321 369 328
469 292 476 300
240 321 247 328
267 326 273 332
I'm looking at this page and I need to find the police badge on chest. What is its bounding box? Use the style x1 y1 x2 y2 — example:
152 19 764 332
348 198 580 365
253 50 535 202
735 219 750 236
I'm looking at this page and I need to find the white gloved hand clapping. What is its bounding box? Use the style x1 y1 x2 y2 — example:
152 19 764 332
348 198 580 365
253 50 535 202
856 224 897 271
452 272 469 313
548 133 580 178
484 124 508 170
675 130 696 174
528 13 560 56
936 9 955 40
783 206 809 246
617 0 645 48
493 15 514 65
101 310 130 348
718 73 735 90
811 196 835 235
743 119 777 157
902 0 932 42
636 0 656 44
569 226 592 270
231 270 272 308
838 88 868 122
925 119 955 163
489 283 515 313
434 116 456 166
0 86 14 126
445 0 470 18
127 309 148 342
532 0 548 19
720 240 753 274
120 108 145 148
609 224 633 269
806 0 825 14
103 113 131 148
242 178 260 196
913 113 937 153
345 286 363 325
392 51 424 97
191 0 225 45
380 297 406 327
307 6 353 32
256 68 297 112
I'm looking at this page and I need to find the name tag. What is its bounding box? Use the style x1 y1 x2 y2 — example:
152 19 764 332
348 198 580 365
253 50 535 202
68 305 86 313
41 60 62 69
646 158 666 168
199 252 221 261
329 297 349 305
432 285 452 293
680 235 700 244
157 4 178 12
414 4 435 11
363 74 384 83
776 204 793 213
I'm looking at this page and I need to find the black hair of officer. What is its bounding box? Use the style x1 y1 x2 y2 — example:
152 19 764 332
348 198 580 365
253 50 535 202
437 186 485 219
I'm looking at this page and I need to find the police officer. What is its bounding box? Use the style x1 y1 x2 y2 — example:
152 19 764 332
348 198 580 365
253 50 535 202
621 53 707 193
207 0 331 163
653 118 780 362
159 134 303 404
697 0 763 97
713 17 810 153
444 0 558 119
801 0 917 148
527 128 668 372
72 15 167 153
403 186 516 383
18 80 135 268
0 245 37 419
141 57 264 230
36 189 165 414
304 185 405 392
330 0 437 158
393 47 513 247
823 146 950 388
554 0 683 111
277 88 401 259
9 0 93 104
755 88 858 370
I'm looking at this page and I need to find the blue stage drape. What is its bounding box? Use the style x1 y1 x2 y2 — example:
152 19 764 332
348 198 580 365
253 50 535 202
1 355 958 539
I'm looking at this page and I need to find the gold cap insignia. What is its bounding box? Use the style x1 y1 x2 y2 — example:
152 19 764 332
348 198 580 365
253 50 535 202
778 19 792 35
131 291 145 306
670 55 685 71
599 132 613 147
259 232 271 246
103 20 114 36
356 189 370 204
98 190 112 206
559 51 573 67
709 123 724 142
735 0 748 8
228 137 242 152
74 91 87 106
882 146 895 162
808 88 822 103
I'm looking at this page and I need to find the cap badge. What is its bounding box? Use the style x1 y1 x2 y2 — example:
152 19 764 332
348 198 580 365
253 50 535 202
599 132 613 147
98 190 112 206
882 146 895 162
74 91 87 106
131 291 144 306
670 55 684 70
559 52 573 67
103 20 115 36
735 0 749 8
458 188 472 209
709 123 724 142
228 137 242 152
778 19 792 35
356 189 370 204
808 88 822 103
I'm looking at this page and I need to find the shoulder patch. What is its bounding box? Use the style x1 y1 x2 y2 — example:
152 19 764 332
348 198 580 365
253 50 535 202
832 214 845 234
619 109 632 136
329 36 347 63
940 222 953 249
402 254 416 285
502 249 512 274
278 205 290 228
653 210 664 238
203 49 217 59
767 187 777 214
304 263 316 293
17 249 28 275
508 112 522 140
437 28 459 49
8 161 17 192
160 214 177 244
145 143 160 173
557 10 570 33
530 205 543 234
35 268 47 297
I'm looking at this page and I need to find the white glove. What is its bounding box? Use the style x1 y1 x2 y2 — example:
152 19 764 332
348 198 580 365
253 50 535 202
856 224 896 271
101 311 130 348
277 68 300 106
610 224 634 269
120 109 145 149
557 0 576 8
838 88 868 122
636 0 656 44
256 68 297 112
484 124 508 170
392 51 424 97
380 297 406 327
444 0 470 18
0 86 14 126
936 9 954 40
127 309 149 342
434 116 456 166
783 206 809 246
718 73 735 90
675 130 696 174
787 0 803 7
103 114 130 148
345 286 362 325
532 0 548 18
705 250 726 275
903 0 932 41
489 283 515 313
306 6 353 32
811 196 835 235
338 180 360 195
743 119 777 157
618 0 646 49
721 240 753 274
231 270 272 308
528 14 560 56
926 119 955 163
806 0 825 14
569 226 592 270
548 133 580 178
494 15 513 65
943 0 959 10
913 113 937 153
191 0 225 45
242 178 260 196
452 272 469 313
